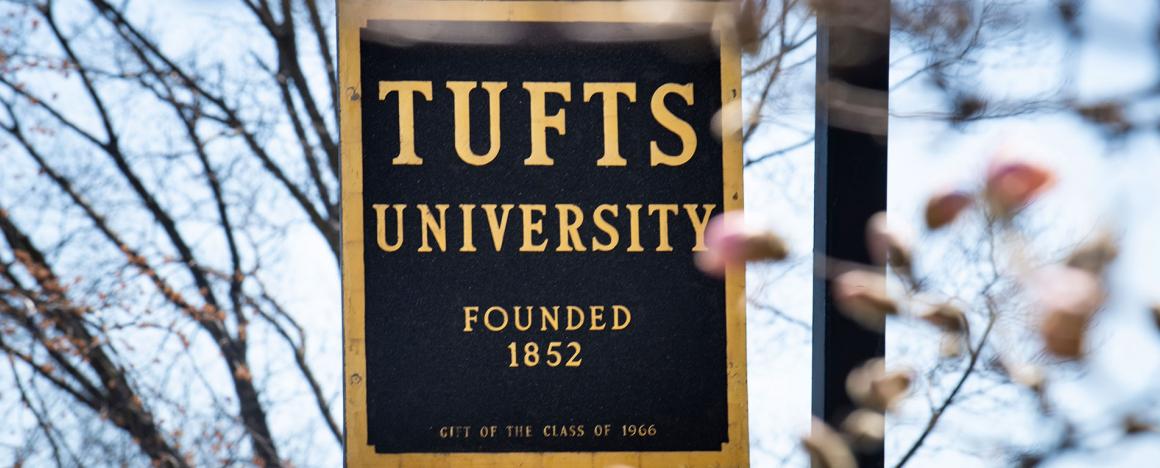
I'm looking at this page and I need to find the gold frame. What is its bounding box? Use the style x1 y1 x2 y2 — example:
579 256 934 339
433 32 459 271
339 1 746 466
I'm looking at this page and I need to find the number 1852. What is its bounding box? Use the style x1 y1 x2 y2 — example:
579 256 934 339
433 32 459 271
507 341 582 368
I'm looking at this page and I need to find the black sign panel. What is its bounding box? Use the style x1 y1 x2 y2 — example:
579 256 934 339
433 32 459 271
340 2 746 464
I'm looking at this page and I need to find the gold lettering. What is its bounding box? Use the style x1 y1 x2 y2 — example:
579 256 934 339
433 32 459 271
540 306 560 331
460 204 477 252
523 82 571 166
556 204 586 252
592 204 620 252
566 306 585 331
417 204 450 252
589 305 606 331
372 204 405 252
463 306 479 332
520 204 548 252
684 204 716 252
484 306 509 332
612 305 632 330
650 83 697 167
514 306 532 331
378 81 433 165
481 204 515 251
648 204 679 252
583 82 636 167
369 202 718 254
625 204 644 252
447 81 507 166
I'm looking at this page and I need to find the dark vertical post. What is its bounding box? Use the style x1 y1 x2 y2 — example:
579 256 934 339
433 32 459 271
813 1 889 467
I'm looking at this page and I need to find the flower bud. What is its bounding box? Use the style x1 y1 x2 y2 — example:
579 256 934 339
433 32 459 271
924 190 974 230
1151 304 1160 332
984 158 1055 218
1003 361 1047 395
846 358 912 412
841 409 885 451
234 364 252 382
939 332 965 359
866 212 913 279
737 0 765 55
1030 266 1104 359
919 303 968 334
745 231 790 262
1040 305 1091 359
833 270 897 331
696 212 789 277
1066 232 1119 275
710 101 745 142
1124 417 1155 435
802 418 857 468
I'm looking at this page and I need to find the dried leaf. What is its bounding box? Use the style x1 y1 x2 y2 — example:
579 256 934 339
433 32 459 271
924 190 974 230
919 303 967 333
744 231 789 262
1124 416 1155 435
1040 307 1090 359
1151 304 1160 332
939 332 965 359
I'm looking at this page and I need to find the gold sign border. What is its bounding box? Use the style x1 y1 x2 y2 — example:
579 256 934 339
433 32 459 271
339 1 747 466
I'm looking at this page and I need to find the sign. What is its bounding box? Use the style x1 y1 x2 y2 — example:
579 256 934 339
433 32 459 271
339 1 746 465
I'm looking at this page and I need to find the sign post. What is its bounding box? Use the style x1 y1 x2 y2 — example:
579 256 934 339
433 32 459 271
339 2 746 466
813 2 889 467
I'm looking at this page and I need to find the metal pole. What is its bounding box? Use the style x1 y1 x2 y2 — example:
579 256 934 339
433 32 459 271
813 2 889 467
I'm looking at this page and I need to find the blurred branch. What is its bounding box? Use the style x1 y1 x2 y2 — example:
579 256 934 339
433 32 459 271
894 301 998 467
247 284 343 445
750 299 811 330
8 357 70 468
745 135 813 167
743 0 815 143
0 207 190 467
0 0 353 463
90 0 340 257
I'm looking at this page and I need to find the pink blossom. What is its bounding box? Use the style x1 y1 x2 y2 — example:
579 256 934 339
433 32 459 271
984 159 1055 217
695 212 787 277
1030 266 1105 359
